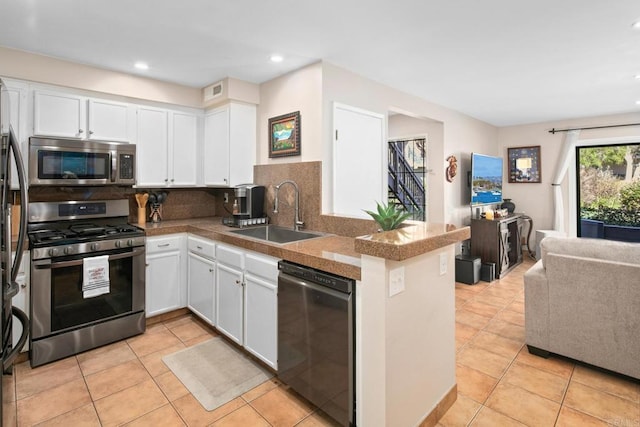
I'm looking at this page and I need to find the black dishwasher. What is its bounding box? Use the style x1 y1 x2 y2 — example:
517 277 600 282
277 261 355 426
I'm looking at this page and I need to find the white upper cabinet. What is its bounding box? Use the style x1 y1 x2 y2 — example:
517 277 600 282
87 99 131 142
136 107 200 188
203 102 256 187
1 80 29 189
34 91 86 139
170 112 199 187
33 90 133 142
136 107 169 187
203 107 229 186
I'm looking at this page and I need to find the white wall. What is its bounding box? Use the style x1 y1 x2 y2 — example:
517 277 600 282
357 247 456 426
498 112 640 243
256 62 323 164
321 62 498 226
0 46 201 108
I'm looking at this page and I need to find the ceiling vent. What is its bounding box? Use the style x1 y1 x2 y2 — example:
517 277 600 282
203 81 223 102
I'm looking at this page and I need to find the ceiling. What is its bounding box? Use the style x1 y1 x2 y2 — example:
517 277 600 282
1 0 640 127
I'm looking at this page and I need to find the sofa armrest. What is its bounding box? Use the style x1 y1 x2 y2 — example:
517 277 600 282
545 253 640 378
523 260 549 350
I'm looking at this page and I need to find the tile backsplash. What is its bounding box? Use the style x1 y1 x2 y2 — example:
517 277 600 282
25 162 380 237
254 161 379 237
27 186 219 224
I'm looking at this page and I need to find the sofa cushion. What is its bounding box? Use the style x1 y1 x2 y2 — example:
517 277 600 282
540 236 640 269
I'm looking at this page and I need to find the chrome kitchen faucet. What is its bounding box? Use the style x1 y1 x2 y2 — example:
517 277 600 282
273 180 304 231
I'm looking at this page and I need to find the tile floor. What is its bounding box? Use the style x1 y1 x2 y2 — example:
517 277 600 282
7 255 640 426
440 256 640 427
9 315 338 426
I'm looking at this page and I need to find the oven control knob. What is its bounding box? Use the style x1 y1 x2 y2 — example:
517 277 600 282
127 239 134 247
48 248 59 257
63 247 72 255
115 240 122 248
90 243 99 251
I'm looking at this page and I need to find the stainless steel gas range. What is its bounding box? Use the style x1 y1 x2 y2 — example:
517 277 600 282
27 199 145 367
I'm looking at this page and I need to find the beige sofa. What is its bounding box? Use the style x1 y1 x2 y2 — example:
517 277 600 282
524 236 640 379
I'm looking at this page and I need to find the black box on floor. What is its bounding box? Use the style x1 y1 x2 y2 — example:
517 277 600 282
455 255 481 285
481 262 496 282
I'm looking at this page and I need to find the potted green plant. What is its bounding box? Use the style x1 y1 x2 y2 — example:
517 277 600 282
364 201 412 231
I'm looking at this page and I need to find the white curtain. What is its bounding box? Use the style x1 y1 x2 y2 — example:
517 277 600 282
552 129 581 232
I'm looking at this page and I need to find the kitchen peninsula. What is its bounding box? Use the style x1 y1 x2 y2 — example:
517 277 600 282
141 217 469 426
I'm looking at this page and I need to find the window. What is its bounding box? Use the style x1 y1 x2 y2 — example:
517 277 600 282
576 143 640 239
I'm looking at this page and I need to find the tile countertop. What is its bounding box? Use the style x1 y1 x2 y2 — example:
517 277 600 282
138 217 470 281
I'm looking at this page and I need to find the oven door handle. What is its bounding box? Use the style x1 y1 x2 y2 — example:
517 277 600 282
33 247 145 269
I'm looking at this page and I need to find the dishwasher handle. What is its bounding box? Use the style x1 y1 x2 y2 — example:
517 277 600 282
278 261 353 294
278 272 352 301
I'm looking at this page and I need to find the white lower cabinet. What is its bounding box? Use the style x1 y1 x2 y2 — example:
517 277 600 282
187 236 216 325
214 243 279 369
145 235 186 317
216 244 245 345
244 252 279 369
182 235 280 368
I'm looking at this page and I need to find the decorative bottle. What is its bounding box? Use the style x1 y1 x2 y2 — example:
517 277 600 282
501 199 516 213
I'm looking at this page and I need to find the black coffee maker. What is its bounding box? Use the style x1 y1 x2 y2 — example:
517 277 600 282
228 184 266 226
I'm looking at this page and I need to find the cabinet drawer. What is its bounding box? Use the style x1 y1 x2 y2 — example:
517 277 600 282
245 252 279 282
188 236 215 260
216 244 244 268
146 235 183 254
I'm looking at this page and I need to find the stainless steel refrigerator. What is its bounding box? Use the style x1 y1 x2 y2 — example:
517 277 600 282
0 78 29 425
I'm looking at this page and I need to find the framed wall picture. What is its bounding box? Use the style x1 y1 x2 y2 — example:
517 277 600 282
508 145 541 183
269 111 301 158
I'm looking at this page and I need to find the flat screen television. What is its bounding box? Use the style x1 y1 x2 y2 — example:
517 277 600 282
471 153 503 206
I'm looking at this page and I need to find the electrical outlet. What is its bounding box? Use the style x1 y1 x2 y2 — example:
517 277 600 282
223 192 229 203
389 266 405 297
439 253 447 276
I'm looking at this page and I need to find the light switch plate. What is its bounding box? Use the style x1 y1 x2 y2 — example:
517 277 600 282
389 266 405 297
439 253 447 275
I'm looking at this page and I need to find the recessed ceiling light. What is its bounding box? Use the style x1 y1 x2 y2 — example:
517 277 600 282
633 21 640 29
635 74 640 80
134 62 149 70
270 55 284 63
636 100 640 105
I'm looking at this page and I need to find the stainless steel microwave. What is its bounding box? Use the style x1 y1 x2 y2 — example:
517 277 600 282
29 137 136 186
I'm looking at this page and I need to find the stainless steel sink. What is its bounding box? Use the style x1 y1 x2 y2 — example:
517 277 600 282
230 225 324 244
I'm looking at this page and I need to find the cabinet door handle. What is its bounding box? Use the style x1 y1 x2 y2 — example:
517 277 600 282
209 268 214 272
196 246 203 250
89 130 94 135
157 243 170 248
235 279 241 285
78 129 84 134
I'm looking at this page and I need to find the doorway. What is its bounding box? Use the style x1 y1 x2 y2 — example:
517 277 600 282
388 137 427 221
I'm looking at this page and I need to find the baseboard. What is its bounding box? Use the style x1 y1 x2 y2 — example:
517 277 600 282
418 384 457 427
146 308 191 325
